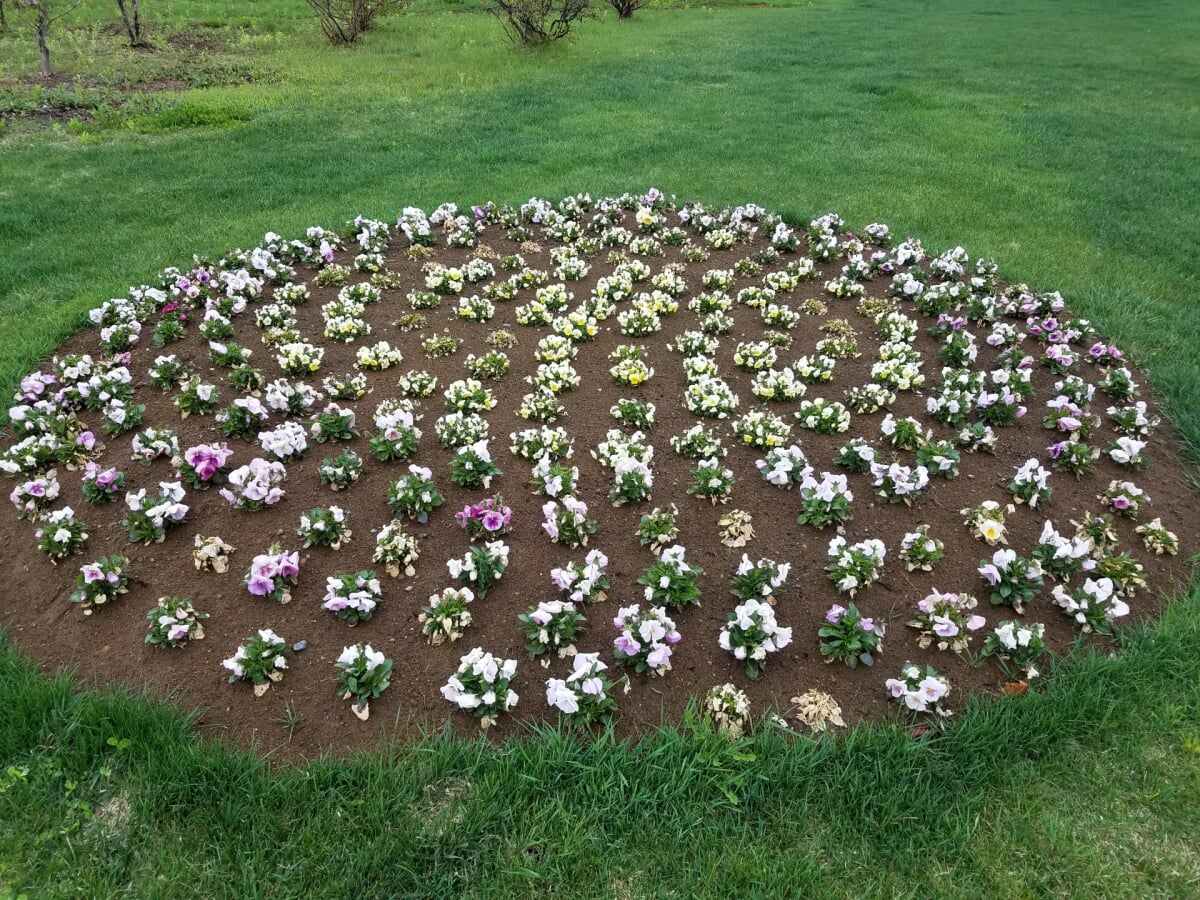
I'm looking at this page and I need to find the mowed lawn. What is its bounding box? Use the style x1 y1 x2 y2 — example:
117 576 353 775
2 0 1200 895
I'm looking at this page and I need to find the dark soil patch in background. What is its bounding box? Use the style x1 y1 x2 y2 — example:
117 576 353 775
1 202 1197 762
1 23 264 131
162 28 229 53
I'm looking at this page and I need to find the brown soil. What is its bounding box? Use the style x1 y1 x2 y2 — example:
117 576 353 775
4 24 254 129
163 29 227 53
2 207 1197 763
11 105 93 124
87 21 229 54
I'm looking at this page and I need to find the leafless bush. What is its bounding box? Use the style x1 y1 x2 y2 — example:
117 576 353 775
606 0 649 19
305 0 408 45
486 0 594 46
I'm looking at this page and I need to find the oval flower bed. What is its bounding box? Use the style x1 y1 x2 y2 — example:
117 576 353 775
2 191 1197 756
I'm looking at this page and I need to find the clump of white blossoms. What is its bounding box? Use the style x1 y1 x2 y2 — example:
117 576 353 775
441 648 519 730
885 663 952 716
719 598 794 679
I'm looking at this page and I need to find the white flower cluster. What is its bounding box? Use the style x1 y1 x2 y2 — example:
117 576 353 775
398 207 434 245
541 495 593 545
448 540 510 584
751 366 806 401
1107 435 1147 469
435 412 489 449
1051 576 1129 633
258 421 308 461
336 643 388 672
264 378 321 414
373 400 421 447
1010 458 1052 507
733 340 777 371
322 297 370 342
219 458 286 509
441 647 519 727
1033 520 1095 581
457 294 496 323
373 520 420 577
756 444 809 488
419 587 474 645
37 506 86 554
796 398 851 434
298 505 351 549
684 375 739 419
530 360 581 394
425 265 465 294
355 341 403 371
870 461 930 504
885 663 951 714
612 604 680 674
826 536 887 596
126 481 189 528
546 653 612 716
550 549 610 604
276 341 324 375
719 598 794 663
444 378 497 413
322 571 383 618
797 470 853 522
682 354 719 383
222 629 287 682
736 414 796 460
990 621 1045 678
131 427 179 463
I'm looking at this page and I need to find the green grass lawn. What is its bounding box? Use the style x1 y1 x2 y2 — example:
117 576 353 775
2 0 1200 894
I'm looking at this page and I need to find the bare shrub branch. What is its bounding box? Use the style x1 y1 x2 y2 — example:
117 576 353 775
485 0 594 46
607 0 649 19
304 0 409 45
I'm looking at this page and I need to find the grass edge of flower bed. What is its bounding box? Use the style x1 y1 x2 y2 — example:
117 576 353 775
2 570 1199 892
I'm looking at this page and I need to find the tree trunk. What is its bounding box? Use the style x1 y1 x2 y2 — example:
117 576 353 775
116 0 142 46
37 6 52 77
